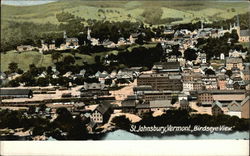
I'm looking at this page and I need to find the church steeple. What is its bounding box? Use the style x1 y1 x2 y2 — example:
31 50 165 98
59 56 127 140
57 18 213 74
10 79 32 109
63 31 67 39
87 28 91 40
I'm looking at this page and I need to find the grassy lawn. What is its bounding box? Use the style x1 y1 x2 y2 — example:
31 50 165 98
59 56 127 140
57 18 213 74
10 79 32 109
0 50 95 72
1 51 53 72
237 42 250 50
1 1 249 26
0 43 158 72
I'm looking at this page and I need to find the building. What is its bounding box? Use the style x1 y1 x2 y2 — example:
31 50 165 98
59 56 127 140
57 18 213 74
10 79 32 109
136 104 151 116
225 57 243 70
197 90 246 106
180 99 190 110
140 90 177 102
239 30 250 42
121 95 138 114
217 75 227 90
212 101 224 116
90 103 113 124
149 100 173 112
66 38 79 48
241 96 250 119
227 101 242 118
0 89 33 99
80 83 109 97
16 45 35 52
137 73 183 91
152 62 181 74
133 85 153 95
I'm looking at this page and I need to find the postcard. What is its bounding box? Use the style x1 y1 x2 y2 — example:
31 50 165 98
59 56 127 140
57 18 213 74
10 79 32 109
0 0 249 155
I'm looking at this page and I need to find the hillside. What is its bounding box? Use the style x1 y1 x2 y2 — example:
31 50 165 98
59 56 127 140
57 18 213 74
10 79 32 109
2 0 249 26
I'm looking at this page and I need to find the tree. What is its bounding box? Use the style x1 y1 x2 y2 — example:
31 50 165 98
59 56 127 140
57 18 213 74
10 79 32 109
9 79 20 87
225 70 233 78
135 34 144 45
184 48 198 61
37 77 49 86
230 29 239 44
63 55 75 65
94 56 101 64
39 104 47 112
8 62 18 73
205 69 216 75
51 52 62 63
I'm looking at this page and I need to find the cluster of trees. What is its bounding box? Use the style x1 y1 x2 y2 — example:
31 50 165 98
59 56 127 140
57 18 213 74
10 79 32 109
195 30 247 60
0 107 90 140
1 21 59 52
109 43 163 68
0 109 49 131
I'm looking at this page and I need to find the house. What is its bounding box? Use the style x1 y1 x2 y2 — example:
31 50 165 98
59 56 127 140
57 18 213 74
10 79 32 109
212 101 224 116
239 29 249 42
66 38 79 49
129 33 140 43
0 89 33 99
137 73 183 91
0 72 7 80
200 53 207 64
121 95 139 114
225 57 243 70
241 96 250 119
229 49 248 59
180 99 190 110
16 45 35 52
80 83 109 97
227 101 241 118
90 103 113 124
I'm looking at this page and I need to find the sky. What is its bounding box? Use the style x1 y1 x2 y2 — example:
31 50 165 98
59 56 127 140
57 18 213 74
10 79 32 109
1 0 57 6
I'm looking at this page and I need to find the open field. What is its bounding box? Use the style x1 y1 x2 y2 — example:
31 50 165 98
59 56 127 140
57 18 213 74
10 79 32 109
0 50 94 72
1 1 249 26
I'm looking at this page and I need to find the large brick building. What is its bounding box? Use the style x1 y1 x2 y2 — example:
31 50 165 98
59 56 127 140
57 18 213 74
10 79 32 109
137 73 183 91
197 90 246 106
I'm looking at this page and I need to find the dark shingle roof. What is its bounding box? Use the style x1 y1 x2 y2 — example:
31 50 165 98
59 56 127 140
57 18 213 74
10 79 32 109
0 89 32 96
95 103 112 115
240 30 250 37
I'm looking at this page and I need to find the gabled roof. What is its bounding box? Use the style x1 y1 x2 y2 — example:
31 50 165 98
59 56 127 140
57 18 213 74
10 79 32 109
95 103 112 115
212 101 223 109
227 101 241 111
240 30 250 37
241 96 250 106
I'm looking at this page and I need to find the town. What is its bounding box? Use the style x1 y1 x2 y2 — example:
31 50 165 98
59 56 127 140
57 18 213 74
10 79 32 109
0 10 249 140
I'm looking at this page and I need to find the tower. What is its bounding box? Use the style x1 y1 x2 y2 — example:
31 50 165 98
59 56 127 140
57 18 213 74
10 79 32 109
63 31 67 39
87 28 91 40
236 15 240 37
201 21 204 30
